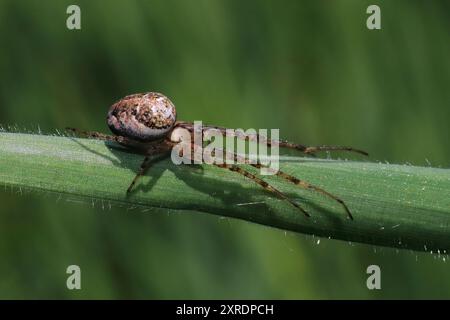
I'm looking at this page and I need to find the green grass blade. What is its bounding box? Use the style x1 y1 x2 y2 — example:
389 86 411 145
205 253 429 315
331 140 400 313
1 132 449 252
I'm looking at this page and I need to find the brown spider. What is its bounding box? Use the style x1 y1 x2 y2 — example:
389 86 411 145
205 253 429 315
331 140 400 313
67 92 368 220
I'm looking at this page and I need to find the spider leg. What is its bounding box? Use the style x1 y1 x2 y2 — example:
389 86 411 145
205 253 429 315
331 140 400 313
175 122 368 156
252 164 353 220
262 138 368 157
214 163 311 217
286 144 368 156
210 146 353 219
66 127 130 144
127 148 172 193
127 156 151 193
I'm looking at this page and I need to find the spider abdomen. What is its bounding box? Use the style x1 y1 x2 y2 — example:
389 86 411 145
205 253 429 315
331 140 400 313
107 92 176 141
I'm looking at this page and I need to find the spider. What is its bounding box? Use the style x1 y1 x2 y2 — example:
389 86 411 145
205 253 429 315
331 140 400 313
67 92 368 220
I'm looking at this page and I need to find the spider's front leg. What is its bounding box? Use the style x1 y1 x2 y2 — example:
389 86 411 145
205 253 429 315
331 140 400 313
209 146 354 220
175 122 368 156
185 143 313 217
251 163 354 220
214 163 311 217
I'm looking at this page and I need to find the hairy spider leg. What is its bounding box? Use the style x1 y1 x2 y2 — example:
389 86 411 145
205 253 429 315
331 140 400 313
127 156 151 193
67 127 176 193
214 163 311 217
126 148 173 193
184 143 311 217
252 163 353 220
278 143 368 156
66 127 132 145
175 122 368 156
205 146 354 220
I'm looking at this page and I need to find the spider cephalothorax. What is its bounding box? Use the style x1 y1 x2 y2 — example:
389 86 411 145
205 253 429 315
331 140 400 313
68 92 368 219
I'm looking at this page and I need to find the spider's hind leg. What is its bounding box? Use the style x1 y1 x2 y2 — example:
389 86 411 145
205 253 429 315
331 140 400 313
127 156 151 193
66 127 127 144
127 149 172 194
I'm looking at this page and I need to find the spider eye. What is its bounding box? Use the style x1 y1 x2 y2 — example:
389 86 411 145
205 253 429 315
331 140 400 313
107 92 177 141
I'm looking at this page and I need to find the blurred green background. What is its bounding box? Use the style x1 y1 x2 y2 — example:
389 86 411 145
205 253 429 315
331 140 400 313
0 0 449 299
